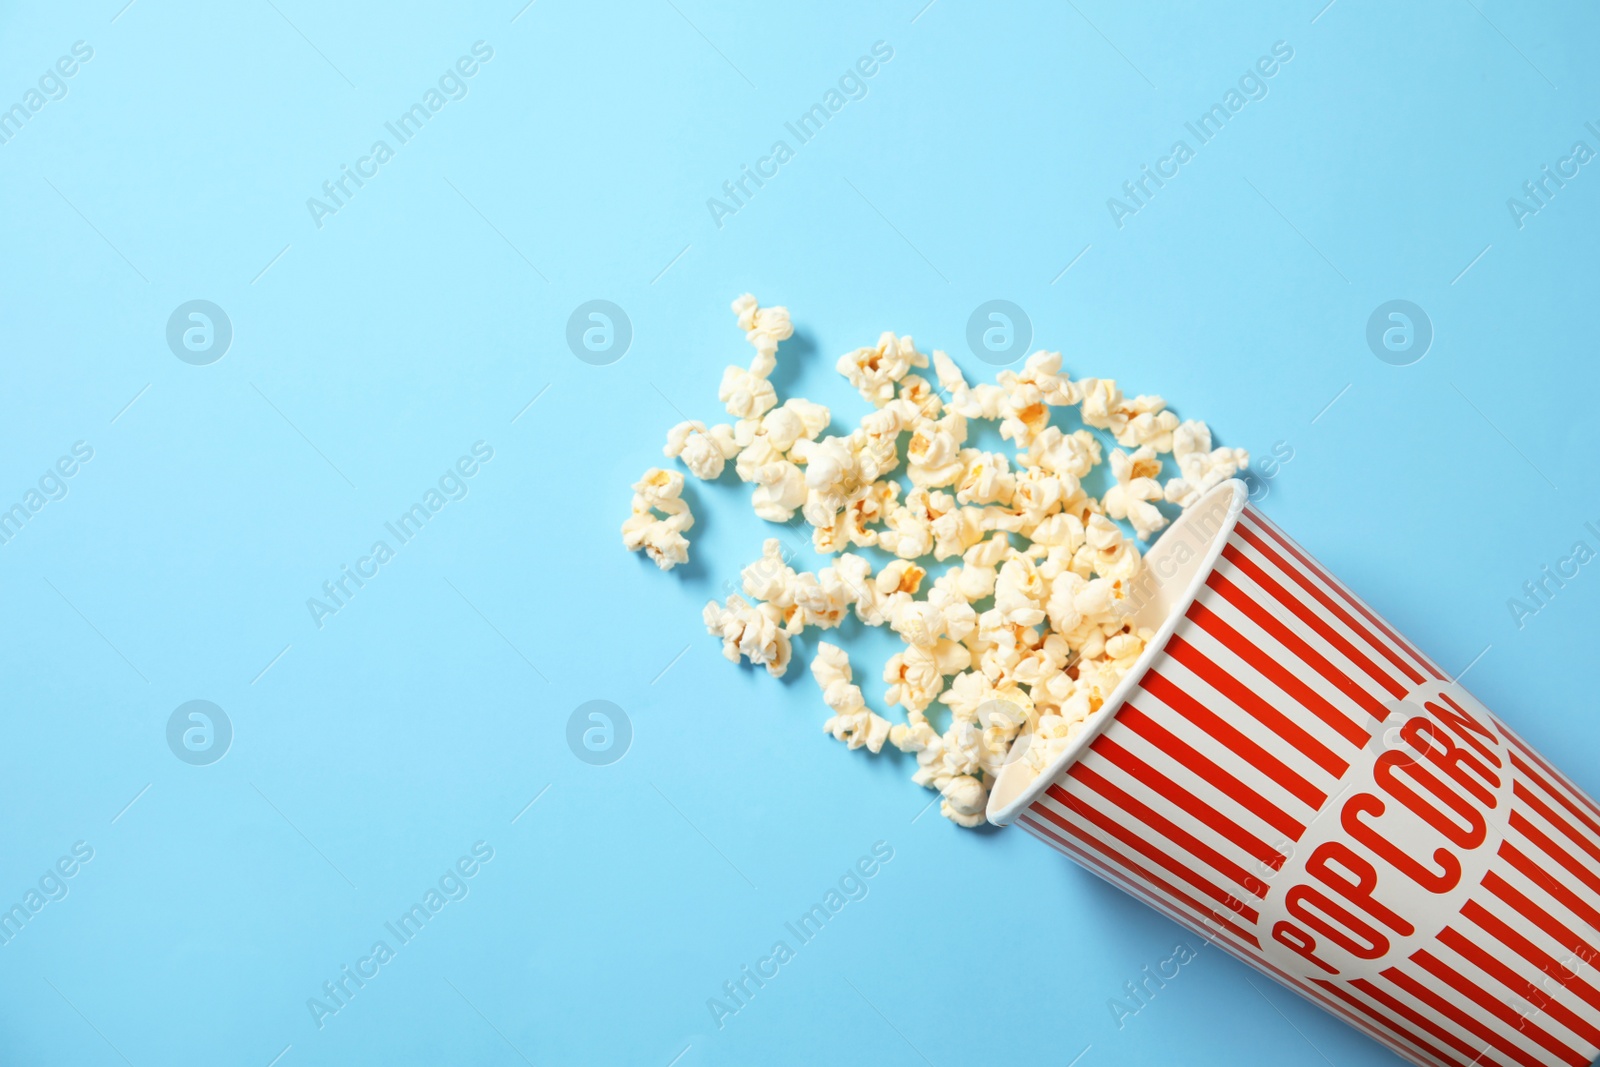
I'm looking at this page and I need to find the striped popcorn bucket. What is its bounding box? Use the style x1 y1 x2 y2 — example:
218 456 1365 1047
988 479 1600 1067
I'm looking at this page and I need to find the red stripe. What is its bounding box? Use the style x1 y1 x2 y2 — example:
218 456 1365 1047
1383 963 1553 1067
1440 924 1600 1052
1023 803 1259 945
1093 734 1284 871
1206 569 1392 724
1183 591 1368 756
1222 540 1409 701
1412 948 1587 1066
1510 748 1600 847
1120 701 1306 840
1343 976 1503 1066
1484 871 1600 979
1063 763 1268 901
1244 504 1443 679
1316 979 1488 1067
1463 899 1600 1018
1237 515 1426 687
1513 777 1600 873
1023 814 1450 1067
1502 840 1600 940
1141 664 1326 810
1174 613 1358 768
1018 813 1256 949
1510 801 1600 903
1042 782 1262 923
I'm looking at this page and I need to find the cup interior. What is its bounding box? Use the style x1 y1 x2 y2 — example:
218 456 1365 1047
986 478 1248 825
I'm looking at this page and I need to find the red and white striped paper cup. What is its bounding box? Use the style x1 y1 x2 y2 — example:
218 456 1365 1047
988 479 1600 1067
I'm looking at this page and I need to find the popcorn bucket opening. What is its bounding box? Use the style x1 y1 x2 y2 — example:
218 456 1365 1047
988 477 1248 826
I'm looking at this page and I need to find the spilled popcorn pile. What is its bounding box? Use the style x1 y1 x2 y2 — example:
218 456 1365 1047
623 296 1247 827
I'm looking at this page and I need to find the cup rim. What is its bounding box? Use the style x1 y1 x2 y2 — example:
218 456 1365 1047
986 477 1250 826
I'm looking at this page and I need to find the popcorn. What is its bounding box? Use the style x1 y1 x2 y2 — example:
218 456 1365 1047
838 332 928 406
741 539 796 607
928 505 986 561
896 374 944 420
883 644 948 714
621 468 694 570
626 295 1247 828
1103 446 1169 542
750 460 807 523
757 398 831 453
1118 404 1181 452
731 293 794 373
940 775 989 828
811 642 891 753
953 449 1016 507
665 421 739 480
997 380 1052 447
905 414 967 489
1024 427 1101 479
703 594 791 677
1009 350 1079 406
877 490 939 561
718 366 777 421
1164 420 1249 508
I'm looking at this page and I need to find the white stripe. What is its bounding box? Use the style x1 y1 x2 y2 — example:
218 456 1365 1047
1463 885 1600 1059
1324 975 1486 1067
1453 897 1596 1032
1236 513 1438 688
1505 730 1600 846
1078 743 1268 903
1192 567 1373 750
1502 820 1600 944
1172 606 1354 789
1513 777 1600 909
1485 852 1600 985
1032 786 1256 939
1228 528 1415 705
1428 925 1594 1061
1472 877 1599 987
1111 721 1288 856
1183 575 1372 760
1026 811 1456 1067
1127 671 1324 827
1209 555 1388 735
1241 509 1445 677
1368 955 1534 1066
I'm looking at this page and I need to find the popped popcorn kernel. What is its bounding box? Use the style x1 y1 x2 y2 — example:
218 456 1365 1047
621 468 694 570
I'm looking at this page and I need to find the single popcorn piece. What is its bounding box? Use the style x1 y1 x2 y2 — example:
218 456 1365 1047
741 538 797 608
731 292 795 373
620 468 694 570
905 413 968 489
1103 446 1170 542
837 332 929 406
627 295 1246 828
665 420 739 480
750 459 808 523
703 594 792 678
1164 420 1249 508
811 642 891 753
940 774 989 828
718 366 777 420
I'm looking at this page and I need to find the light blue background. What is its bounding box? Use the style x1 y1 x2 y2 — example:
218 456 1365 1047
1 1 1596 1064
